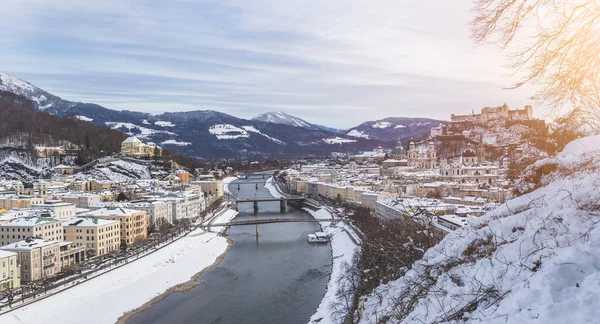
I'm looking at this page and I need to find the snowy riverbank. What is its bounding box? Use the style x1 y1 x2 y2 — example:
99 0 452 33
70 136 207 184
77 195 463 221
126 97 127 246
265 176 284 198
222 176 238 194
304 207 360 324
208 208 238 233
0 229 230 324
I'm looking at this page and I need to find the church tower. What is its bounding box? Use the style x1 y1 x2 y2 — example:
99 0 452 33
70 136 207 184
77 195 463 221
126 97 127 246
477 133 485 163
408 139 416 167
392 139 406 159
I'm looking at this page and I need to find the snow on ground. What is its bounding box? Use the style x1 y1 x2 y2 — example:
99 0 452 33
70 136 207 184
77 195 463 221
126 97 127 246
105 122 176 138
305 207 360 324
142 119 150 125
394 124 407 129
346 129 370 139
323 137 357 144
371 122 392 128
256 111 313 128
0 231 228 324
264 176 283 198
88 160 151 181
161 139 191 146
359 134 600 324
208 124 250 140
241 126 285 145
154 121 175 127
222 176 238 194
75 115 93 122
209 208 239 233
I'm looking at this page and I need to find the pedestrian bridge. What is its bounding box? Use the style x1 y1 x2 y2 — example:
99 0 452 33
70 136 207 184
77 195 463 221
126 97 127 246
205 217 326 228
203 217 336 238
235 197 304 203
234 196 305 214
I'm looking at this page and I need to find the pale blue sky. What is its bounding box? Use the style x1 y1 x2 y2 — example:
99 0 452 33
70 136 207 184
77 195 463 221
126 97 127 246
0 0 536 128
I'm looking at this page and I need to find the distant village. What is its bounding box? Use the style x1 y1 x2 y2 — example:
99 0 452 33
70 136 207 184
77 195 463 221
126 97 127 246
281 104 543 233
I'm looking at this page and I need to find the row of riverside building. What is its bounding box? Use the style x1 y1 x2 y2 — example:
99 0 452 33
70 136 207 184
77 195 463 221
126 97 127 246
0 163 228 293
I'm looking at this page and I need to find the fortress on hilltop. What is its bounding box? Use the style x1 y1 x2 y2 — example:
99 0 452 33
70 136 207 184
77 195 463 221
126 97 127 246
450 104 533 123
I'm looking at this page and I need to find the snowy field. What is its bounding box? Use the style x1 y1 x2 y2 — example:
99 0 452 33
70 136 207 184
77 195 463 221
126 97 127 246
323 137 357 144
0 230 229 324
241 126 285 145
371 121 392 128
104 122 176 138
208 124 250 139
161 139 191 146
346 129 370 139
305 207 360 324
154 121 175 127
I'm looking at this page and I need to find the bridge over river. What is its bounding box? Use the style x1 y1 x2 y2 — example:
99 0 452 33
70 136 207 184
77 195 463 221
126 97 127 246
233 196 305 214
204 217 336 237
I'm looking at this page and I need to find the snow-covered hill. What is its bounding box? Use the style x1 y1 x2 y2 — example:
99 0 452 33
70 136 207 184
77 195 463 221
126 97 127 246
87 159 152 182
347 117 444 143
358 135 600 323
253 111 316 129
0 72 75 114
252 111 345 134
0 151 53 180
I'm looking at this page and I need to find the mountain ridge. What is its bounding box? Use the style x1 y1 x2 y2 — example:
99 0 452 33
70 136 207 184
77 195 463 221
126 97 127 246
0 72 440 158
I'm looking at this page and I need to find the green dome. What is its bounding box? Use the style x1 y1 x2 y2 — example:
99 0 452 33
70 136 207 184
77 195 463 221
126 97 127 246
393 146 406 155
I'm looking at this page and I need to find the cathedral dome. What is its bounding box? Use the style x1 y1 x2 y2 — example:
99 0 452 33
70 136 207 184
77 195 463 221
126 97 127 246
393 146 406 155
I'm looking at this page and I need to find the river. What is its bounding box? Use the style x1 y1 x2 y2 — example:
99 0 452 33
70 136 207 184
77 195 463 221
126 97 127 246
127 175 332 324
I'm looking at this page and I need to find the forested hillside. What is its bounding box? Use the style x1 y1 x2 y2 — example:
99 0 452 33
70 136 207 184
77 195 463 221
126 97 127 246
0 90 126 162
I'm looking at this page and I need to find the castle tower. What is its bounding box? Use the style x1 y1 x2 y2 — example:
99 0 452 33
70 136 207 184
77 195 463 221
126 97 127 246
428 142 436 168
524 105 533 119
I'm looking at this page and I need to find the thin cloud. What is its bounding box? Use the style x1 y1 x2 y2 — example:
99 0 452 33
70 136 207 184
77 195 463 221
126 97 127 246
0 0 535 128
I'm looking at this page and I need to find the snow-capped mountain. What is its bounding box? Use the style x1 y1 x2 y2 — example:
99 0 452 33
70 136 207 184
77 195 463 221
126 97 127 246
0 72 75 114
252 111 345 133
253 111 317 129
0 72 437 159
346 117 444 143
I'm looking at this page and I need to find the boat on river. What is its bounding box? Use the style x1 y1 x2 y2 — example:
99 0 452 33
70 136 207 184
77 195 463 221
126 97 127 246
307 232 329 243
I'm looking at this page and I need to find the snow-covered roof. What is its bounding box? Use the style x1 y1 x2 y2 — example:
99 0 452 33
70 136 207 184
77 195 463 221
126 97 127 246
438 214 469 227
0 250 17 259
123 136 142 144
1 238 58 250
63 217 119 227
1 217 60 227
80 207 145 217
